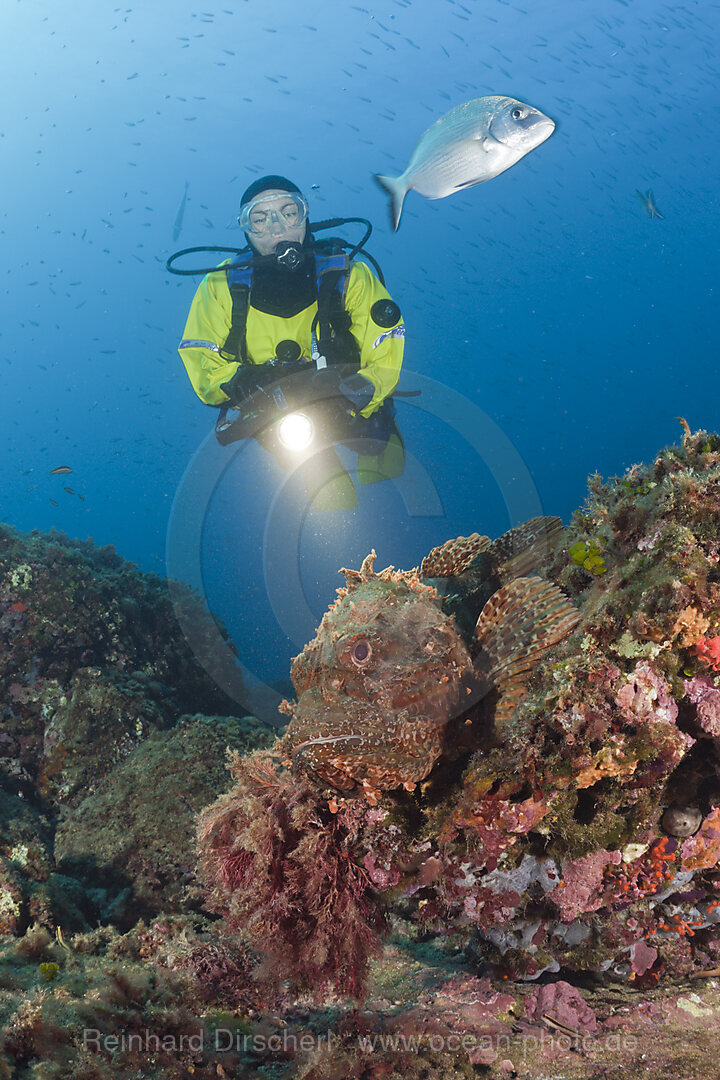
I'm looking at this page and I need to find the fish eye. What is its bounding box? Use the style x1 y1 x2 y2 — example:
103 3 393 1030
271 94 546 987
350 638 372 667
511 107 524 120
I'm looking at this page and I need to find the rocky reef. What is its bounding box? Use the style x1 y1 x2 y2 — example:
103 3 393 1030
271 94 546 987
0 524 276 1076
199 429 720 997
0 525 242 801
4 430 720 1079
0 524 276 927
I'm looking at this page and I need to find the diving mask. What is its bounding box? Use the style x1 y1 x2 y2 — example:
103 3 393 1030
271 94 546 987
238 191 309 237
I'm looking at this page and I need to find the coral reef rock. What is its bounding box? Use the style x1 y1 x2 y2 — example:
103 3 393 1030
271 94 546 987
6 433 720 1078
0 525 272 941
55 714 273 925
0 524 243 803
200 431 720 997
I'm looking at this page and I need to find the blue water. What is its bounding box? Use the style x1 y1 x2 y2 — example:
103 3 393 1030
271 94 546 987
3 0 718 705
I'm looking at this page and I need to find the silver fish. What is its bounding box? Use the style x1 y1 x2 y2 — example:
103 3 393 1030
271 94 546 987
636 189 664 220
376 95 555 231
172 181 189 242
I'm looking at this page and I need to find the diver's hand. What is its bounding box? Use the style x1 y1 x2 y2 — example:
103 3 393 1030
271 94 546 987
311 368 375 412
220 363 275 406
310 366 345 398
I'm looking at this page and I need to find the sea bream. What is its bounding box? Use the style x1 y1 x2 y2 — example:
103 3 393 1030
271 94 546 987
281 517 579 798
376 95 556 230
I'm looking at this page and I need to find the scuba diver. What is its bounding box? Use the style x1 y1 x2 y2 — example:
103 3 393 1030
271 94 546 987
174 175 406 510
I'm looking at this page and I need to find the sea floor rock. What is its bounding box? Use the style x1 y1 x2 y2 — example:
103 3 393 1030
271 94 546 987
54 714 273 924
0 524 243 803
2 917 720 1078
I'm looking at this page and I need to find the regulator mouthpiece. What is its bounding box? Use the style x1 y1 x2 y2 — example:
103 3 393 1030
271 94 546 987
274 241 305 272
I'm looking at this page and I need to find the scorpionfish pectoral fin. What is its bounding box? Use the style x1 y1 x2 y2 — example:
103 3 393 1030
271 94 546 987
473 575 580 725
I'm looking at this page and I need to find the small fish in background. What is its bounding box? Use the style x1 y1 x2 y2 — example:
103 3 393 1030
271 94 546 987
636 188 664 219
375 95 556 230
49 465 72 475
172 181 189 242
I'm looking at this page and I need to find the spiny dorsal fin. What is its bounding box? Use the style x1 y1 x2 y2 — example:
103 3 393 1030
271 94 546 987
474 576 580 686
359 550 377 577
487 517 565 582
420 533 491 578
338 551 437 600
340 550 377 590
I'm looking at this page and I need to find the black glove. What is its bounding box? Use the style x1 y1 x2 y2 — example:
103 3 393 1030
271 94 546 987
310 366 345 399
310 367 375 412
338 372 375 411
220 364 276 407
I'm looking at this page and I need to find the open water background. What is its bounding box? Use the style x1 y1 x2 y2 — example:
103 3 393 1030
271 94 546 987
2 0 718 693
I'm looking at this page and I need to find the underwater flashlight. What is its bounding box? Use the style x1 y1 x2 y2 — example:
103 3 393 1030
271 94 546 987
277 412 314 453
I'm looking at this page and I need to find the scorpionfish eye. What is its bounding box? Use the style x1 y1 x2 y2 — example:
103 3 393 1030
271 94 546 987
350 637 372 667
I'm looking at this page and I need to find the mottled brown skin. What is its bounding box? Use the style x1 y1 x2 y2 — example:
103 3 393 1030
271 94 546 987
284 575 476 792
282 528 579 797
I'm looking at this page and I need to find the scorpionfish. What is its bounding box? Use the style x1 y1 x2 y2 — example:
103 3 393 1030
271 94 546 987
281 516 579 796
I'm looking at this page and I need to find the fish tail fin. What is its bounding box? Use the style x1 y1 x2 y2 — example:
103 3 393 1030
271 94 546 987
375 173 407 232
474 576 579 691
488 516 566 582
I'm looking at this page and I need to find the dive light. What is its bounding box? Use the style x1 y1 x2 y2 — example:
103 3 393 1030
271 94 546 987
276 412 315 453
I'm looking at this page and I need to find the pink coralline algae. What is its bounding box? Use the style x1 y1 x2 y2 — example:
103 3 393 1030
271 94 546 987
681 807 720 872
362 852 401 889
525 979 599 1032
629 937 659 976
684 674 720 737
615 661 679 727
439 776 551 862
549 850 622 922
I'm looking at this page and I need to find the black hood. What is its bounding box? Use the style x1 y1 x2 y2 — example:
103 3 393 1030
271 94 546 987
240 174 301 206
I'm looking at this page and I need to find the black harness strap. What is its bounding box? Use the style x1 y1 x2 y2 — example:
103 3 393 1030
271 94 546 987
314 266 359 367
315 269 345 342
220 282 250 363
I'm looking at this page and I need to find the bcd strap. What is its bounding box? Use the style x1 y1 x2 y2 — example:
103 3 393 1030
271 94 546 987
314 257 359 367
219 281 250 363
316 268 348 338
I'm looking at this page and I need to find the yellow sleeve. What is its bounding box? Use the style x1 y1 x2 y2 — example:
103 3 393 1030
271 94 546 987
344 261 405 417
178 269 238 406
